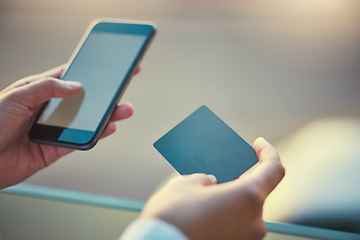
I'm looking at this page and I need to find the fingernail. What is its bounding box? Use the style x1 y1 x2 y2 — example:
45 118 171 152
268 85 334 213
65 81 82 88
256 137 268 144
207 175 217 184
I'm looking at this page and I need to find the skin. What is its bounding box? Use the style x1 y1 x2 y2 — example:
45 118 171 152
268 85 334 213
0 65 284 240
0 65 140 189
140 137 285 240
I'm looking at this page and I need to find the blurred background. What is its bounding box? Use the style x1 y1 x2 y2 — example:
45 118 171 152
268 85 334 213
1 0 360 235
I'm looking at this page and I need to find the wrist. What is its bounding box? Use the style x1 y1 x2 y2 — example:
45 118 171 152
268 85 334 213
120 218 189 240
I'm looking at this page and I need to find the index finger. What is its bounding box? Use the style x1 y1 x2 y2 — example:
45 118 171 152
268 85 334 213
247 137 285 197
1 65 67 94
39 64 68 79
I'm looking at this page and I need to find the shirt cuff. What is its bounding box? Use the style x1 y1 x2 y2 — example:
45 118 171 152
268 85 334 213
119 218 189 240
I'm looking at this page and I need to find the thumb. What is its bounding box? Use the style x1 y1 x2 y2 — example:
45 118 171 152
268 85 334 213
184 173 218 186
12 77 82 110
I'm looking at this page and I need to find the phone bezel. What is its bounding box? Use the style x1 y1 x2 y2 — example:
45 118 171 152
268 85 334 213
29 19 156 150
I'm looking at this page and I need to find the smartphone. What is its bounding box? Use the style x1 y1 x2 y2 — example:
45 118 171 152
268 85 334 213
29 19 156 150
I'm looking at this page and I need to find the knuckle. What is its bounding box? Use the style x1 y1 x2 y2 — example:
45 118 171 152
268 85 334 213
167 175 186 187
169 175 183 184
190 173 207 180
275 160 286 179
279 164 285 178
270 151 285 180
39 77 58 86
37 78 62 97
194 173 207 177
182 173 213 185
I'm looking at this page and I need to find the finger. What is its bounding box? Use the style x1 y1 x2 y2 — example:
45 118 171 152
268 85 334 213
247 137 285 197
38 65 67 78
134 64 142 75
40 144 75 166
109 103 134 122
10 77 82 110
100 122 117 139
184 173 217 186
100 103 134 139
1 76 39 93
207 175 217 185
1 65 67 94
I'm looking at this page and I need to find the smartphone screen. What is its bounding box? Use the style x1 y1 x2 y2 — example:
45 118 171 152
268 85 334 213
30 20 156 150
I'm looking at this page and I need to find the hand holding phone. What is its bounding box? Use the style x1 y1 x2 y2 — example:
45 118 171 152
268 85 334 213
29 19 156 150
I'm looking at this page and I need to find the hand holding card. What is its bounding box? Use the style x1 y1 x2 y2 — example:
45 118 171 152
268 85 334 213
154 105 258 183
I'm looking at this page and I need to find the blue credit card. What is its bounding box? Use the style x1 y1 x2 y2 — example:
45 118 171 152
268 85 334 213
153 105 258 183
